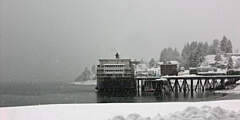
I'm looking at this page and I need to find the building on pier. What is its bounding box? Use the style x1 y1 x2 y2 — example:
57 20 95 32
96 53 136 91
159 61 179 76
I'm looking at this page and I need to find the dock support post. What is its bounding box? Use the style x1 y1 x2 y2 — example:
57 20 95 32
212 78 217 90
200 79 204 92
174 79 179 93
138 80 140 95
191 79 193 97
141 80 144 92
220 78 225 89
182 79 187 94
168 79 174 93
195 79 199 91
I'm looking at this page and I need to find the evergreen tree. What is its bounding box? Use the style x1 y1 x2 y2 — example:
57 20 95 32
226 40 233 53
160 48 167 62
203 42 209 55
189 49 198 67
75 67 91 81
181 41 209 68
220 36 228 53
189 41 199 67
181 43 191 69
235 58 240 68
227 57 233 69
149 58 156 68
197 42 206 63
91 65 96 74
214 54 222 62
235 49 239 53
140 58 145 64
208 39 220 54
220 36 233 53
160 47 180 62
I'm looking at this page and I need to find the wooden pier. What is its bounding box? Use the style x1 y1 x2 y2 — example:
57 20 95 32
135 75 240 97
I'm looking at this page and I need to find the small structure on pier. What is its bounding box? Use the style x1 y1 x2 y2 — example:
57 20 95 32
96 53 136 92
160 61 179 76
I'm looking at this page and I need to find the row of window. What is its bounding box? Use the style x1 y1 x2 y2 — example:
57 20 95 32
97 74 133 77
97 69 132 72
98 65 127 67
104 70 124 72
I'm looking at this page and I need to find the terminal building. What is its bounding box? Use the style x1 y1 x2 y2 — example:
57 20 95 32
96 53 136 91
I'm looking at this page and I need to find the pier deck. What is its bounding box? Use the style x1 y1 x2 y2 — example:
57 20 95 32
135 75 240 97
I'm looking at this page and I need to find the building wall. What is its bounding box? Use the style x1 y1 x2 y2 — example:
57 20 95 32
160 64 178 76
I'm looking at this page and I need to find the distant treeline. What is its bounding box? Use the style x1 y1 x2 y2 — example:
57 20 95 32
153 36 233 69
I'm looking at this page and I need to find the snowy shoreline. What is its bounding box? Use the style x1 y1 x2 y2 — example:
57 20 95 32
69 80 97 85
215 84 240 94
1 100 240 120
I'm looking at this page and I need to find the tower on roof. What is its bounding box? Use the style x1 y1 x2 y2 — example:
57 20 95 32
115 52 119 59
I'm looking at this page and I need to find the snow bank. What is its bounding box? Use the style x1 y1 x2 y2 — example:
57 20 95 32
111 106 240 120
1 100 240 120
70 80 97 85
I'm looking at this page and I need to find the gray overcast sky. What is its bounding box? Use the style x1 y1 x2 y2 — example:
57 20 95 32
0 0 240 82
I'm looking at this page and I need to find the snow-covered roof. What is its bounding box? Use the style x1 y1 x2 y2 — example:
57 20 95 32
157 62 164 65
169 61 179 64
135 63 148 71
157 61 179 65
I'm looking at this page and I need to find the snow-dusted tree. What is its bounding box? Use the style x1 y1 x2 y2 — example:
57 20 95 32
188 42 198 67
160 47 180 62
235 49 239 53
90 65 97 80
197 42 207 63
91 65 96 74
149 58 156 68
226 40 233 53
220 36 229 53
208 39 220 54
235 58 240 69
140 58 145 64
75 67 91 81
227 57 233 70
160 48 167 62
181 43 191 68
189 50 198 67
214 54 222 62
203 42 209 55
182 41 208 68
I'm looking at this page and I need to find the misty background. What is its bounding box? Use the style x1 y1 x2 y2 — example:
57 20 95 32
0 0 240 82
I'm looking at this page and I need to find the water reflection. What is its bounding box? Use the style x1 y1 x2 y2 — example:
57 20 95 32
97 90 227 103
97 90 136 103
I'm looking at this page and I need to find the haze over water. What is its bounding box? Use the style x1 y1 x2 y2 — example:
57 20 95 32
0 81 237 107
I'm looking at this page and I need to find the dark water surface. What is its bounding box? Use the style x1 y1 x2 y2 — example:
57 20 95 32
0 81 237 107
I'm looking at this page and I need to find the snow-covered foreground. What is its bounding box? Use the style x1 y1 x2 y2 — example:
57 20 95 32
111 106 240 120
1 100 240 120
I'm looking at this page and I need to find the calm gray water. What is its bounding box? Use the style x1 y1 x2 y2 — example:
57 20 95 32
0 81 237 107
